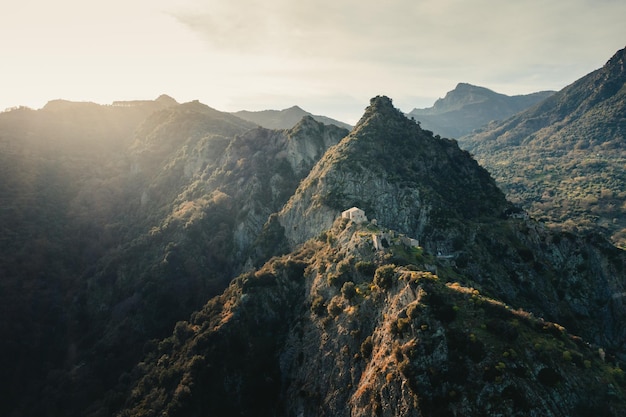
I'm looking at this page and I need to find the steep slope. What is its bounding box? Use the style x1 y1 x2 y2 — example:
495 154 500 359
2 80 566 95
460 46 626 247
0 98 348 417
0 96 179 417
69 115 345 417
232 105 352 130
117 95 626 417
407 83 554 138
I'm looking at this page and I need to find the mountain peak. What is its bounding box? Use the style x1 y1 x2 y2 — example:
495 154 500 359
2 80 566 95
454 82 492 92
600 45 626 88
369 94 395 108
367 95 398 115
407 84 554 138
155 94 178 106
606 45 626 66
279 95 508 248
353 95 405 130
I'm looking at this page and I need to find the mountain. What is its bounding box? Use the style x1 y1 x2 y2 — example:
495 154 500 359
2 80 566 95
117 96 626 417
278 96 508 248
0 94 178 153
232 105 353 130
407 83 554 138
2 91 626 416
460 46 626 248
0 99 348 417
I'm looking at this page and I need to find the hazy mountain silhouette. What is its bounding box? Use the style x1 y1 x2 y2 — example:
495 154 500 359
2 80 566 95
407 83 554 138
232 105 352 130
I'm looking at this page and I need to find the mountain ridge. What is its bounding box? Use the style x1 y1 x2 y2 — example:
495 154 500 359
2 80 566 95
460 46 626 247
0 98 349 417
407 83 554 138
232 105 352 130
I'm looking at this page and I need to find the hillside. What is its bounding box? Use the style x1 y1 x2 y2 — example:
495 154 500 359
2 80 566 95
0 95 181 410
117 96 626 417
460 47 626 248
0 99 348 417
407 83 554 138
232 105 352 130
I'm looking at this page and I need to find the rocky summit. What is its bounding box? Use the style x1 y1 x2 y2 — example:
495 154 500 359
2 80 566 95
278 95 507 249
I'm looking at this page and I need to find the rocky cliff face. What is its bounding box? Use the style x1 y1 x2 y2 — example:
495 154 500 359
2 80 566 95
204 115 348 260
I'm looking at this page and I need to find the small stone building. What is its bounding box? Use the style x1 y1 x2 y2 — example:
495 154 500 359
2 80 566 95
341 207 367 223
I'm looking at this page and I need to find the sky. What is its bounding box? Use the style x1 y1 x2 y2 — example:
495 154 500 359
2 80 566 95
2 0 625 124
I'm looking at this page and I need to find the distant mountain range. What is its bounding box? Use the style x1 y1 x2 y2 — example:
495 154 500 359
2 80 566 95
232 105 352 130
460 46 626 248
407 83 554 138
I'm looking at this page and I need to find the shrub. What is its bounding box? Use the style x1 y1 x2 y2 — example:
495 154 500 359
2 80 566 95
374 264 396 289
396 317 411 335
337 259 351 274
360 336 373 359
341 282 357 300
311 295 326 316
355 261 376 277
174 321 193 342
327 297 343 317
537 367 561 387
562 350 572 362
406 303 421 320
284 259 307 281
327 273 340 287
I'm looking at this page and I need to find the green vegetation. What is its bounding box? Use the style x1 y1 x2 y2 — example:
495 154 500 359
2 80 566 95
461 48 626 247
373 264 396 289
341 281 357 300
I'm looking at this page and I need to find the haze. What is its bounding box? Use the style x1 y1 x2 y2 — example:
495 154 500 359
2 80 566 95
2 0 625 124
